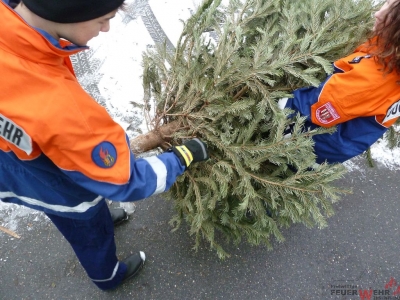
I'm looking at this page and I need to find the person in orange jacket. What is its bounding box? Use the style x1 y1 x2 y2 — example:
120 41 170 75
280 0 400 164
0 0 208 290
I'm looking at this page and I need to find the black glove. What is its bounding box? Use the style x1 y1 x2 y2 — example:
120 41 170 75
169 138 209 168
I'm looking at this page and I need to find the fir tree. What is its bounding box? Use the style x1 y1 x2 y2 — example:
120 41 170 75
130 0 375 258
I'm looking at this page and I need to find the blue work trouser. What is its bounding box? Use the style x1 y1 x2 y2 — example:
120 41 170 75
45 200 128 290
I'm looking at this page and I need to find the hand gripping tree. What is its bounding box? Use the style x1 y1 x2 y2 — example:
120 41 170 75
130 0 375 258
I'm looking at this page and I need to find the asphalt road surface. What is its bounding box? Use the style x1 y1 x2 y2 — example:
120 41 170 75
1 158 399 300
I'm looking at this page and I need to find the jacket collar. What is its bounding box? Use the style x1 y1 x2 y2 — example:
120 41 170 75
0 0 87 65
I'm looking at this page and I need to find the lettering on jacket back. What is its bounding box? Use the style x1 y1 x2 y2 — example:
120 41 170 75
0 114 33 155
383 100 400 124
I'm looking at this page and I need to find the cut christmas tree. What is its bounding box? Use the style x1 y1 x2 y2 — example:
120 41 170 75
130 0 375 258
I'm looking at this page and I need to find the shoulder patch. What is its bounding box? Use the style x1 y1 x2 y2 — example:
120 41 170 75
315 102 341 125
92 142 117 168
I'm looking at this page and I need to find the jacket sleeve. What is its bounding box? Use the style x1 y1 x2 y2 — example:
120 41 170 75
35 81 185 202
61 145 186 201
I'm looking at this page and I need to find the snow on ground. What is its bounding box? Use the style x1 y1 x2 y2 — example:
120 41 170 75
344 138 400 172
369 137 400 169
1 0 399 234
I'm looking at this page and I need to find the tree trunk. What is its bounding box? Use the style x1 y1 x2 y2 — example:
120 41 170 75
130 121 179 154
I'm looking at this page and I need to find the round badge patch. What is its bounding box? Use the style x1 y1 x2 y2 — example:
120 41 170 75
92 142 117 168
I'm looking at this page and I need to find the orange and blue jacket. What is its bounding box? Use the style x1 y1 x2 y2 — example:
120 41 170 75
0 0 185 219
280 41 400 164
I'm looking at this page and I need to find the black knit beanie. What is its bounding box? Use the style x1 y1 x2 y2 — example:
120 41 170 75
22 0 125 23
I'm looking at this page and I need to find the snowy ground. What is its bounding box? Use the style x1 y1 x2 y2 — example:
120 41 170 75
1 0 399 235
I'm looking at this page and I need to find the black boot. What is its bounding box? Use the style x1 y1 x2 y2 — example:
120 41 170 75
109 208 128 226
122 252 146 282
